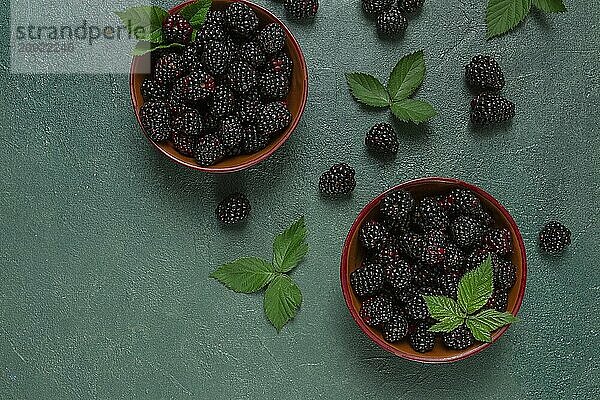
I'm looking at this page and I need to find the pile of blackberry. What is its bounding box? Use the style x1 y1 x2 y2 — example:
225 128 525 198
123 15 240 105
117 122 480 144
361 0 425 37
139 3 293 167
350 187 517 352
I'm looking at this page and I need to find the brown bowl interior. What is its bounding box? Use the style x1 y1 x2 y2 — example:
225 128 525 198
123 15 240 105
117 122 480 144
130 0 308 173
341 178 527 363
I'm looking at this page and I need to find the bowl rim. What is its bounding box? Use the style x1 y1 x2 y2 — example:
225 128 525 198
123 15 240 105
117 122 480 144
340 177 528 364
129 0 309 174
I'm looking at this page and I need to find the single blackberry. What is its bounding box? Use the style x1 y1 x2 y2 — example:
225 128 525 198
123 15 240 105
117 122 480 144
195 133 225 166
374 243 402 266
485 289 509 312
359 295 394 327
225 2 259 37
201 41 232 76
162 14 193 45
218 115 244 154
140 101 172 142
235 91 261 124
365 123 399 155
382 313 409 343
450 215 487 249
171 133 197 156
398 232 425 260
442 325 475 350
284 0 319 20
405 295 430 320
442 243 466 274
153 53 185 86
483 228 512 256
216 193 251 224
387 285 416 305
466 248 499 271
241 125 270 154
362 0 394 15
470 93 515 125
350 263 385 297
257 23 286 55
420 243 446 267
236 41 266 68
141 77 167 102
265 53 293 78
258 72 290 100
173 109 202 136
399 0 425 13
409 322 435 353
180 45 202 72
359 220 390 250
465 55 505 92
441 188 481 216
425 229 447 247
196 11 227 44
539 221 571 254
494 259 516 291
318 163 356 196
166 81 191 116
209 85 236 119
437 272 461 298
256 102 292 136
376 7 408 36
179 71 216 102
383 259 412 291
227 61 257 94
469 206 494 227
413 197 449 232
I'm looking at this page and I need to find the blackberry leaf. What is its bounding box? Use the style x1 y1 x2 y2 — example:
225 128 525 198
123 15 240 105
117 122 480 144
470 309 519 331
486 0 532 39
457 255 494 314
429 316 464 333
391 99 436 123
179 0 212 28
264 275 302 332
115 6 168 43
533 0 566 12
210 257 276 293
423 295 464 321
387 50 425 102
346 73 391 107
273 217 309 273
465 318 493 342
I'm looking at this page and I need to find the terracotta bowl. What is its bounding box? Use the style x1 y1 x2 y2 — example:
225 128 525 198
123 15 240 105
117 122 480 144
340 177 527 363
130 0 308 173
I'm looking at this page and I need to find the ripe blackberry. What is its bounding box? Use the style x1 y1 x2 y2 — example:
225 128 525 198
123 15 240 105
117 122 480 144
441 188 481 216
216 193 251 224
399 0 425 13
258 72 290 100
437 272 461 298
362 0 394 15
166 81 191 116
470 92 515 125
359 220 390 250
494 259 516 291
153 53 185 86
413 197 449 232
257 23 286 55
180 45 202 72
256 102 292 136
465 55 505 92
442 325 475 350
442 243 466 274
405 295 430 320
539 221 571 254
318 163 356 196
420 243 446 267
485 289 509 312
376 7 408 36
162 14 193 45
450 215 487 249
218 115 244 154
241 125 270 154
383 259 412 291
466 248 499 271
173 109 202 136
227 61 257 94
235 91 261 124
236 41 266 68
141 77 167 102
209 85 236 118
195 133 225 166
196 11 226 44
398 232 425 260
469 206 494 227
140 101 172 142
374 243 402 266
412 263 439 288
265 53 293 78
409 322 435 353
382 313 409 343
201 41 232 76
225 2 259 37
359 295 394 327
350 263 385 297
179 71 216 102
171 133 197 156
483 228 512 256
365 123 399 155
284 0 319 20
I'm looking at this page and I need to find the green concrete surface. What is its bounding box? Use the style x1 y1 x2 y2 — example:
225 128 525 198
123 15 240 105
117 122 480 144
1 0 599 399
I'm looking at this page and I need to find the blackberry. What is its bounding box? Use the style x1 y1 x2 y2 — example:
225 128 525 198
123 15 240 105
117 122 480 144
179 71 216 102
256 102 292 136
419 286 443 296
441 188 481 216
376 7 408 36
494 259 516 291
216 193 251 224
173 109 202 136
442 243 466 274
227 61 257 94
196 11 227 44
235 91 261 124
350 263 385 297
265 53 293 78
318 163 356 196
258 72 290 100
412 263 439 288
374 243 402 266
466 248 499 271
437 272 461 298
166 81 191 116
141 77 167 102
405 295 430 320
162 14 193 45
398 232 425 260
153 53 185 86
362 0 394 15
399 0 425 13
470 92 515 125
383 259 412 291
209 85 236 118
442 325 475 350
380 188 414 229
485 289 509 312
218 115 244 154
483 228 512 256
241 125 270 154
539 221 571 254
284 0 319 20
465 55 505 92
469 206 494 227
359 220 390 250
236 41 266 68
425 229 447 247
257 23 286 55
382 313 409 343
180 45 202 72
450 215 487 249
225 2 259 37
413 197 449 232
171 133 197 156
365 123 399 155
195 133 225 166
420 243 446 267
139 101 172 142
409 322 435 353
201 41 232 76
359 295 394 327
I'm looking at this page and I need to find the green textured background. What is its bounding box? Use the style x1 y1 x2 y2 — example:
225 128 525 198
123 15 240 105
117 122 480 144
1 1 599 399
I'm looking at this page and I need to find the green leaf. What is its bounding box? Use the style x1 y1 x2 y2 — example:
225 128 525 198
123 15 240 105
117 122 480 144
466 318 493 342
210 257 276 294
470 309 519 331
390 99 437 123
533 0 566 12
486 0 532 39
179 0 212 28
115 6 169 43
346 73 390 107
131 41 183 56
264 275 302 332
387 50 425 102
273 217 309 273
423 295 464 321
429 316 464 333
457 255 494 314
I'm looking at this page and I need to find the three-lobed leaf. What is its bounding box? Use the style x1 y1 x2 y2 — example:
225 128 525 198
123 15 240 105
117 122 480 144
273 217 309 273
486 0 532 38
115 6 169 43
533 0 566 12
264 275 302 332
345 73 390 107
179 0 212 28
390 99 437 124
423 295 464 321
457 255 494 314
429 316 464 333
210 257 276 293
387 50 425 102
131 41 183 56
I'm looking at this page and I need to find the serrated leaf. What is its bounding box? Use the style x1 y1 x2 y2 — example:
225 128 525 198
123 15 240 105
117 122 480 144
457 255 494 314
533 0 566 12
131 41 183 56
273 217 309 273
429 316 464 333
115 6 169 43
210 257 276 293
387 50 425 102
466 318 493 342
486 0 532 39
264 275 302 332
346 73 390 107
179 0 212 28
390 99 437 123
423 295 464 321
470 309 519 331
